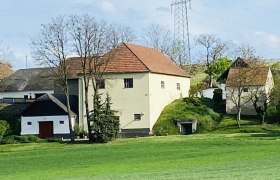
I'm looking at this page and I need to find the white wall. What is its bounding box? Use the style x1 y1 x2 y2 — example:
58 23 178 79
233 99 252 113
21 115 74 135
0 90 54 99
88 73 150 130
79 72 190 132
148 73 190 129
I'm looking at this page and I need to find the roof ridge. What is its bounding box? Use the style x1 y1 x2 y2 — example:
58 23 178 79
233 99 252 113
123 43 151 72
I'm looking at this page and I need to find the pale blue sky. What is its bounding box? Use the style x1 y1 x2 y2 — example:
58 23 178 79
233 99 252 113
1 0 280 69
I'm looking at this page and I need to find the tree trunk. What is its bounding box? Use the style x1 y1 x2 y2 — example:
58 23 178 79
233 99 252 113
65 91 74 142
237 107 241 128
261 114 265 125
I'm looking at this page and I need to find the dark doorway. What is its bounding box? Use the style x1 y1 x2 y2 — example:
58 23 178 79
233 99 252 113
39 121 53 139
181 123 192 135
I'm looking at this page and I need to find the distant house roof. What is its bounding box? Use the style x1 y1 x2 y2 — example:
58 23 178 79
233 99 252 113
226 67 270 87
22 94 78 117
0 63 13 80
65 43 189 79
217 57 263 83
0 67 55 92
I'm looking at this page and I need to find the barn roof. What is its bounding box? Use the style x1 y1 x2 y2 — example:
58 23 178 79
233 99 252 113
0 67 55 92
65 43 189 79
226 67 270 87
22 94 78 117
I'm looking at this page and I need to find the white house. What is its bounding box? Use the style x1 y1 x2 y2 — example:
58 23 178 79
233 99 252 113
0 68 54 102
21 94 78 139
226 67 274 115
76 43 191 136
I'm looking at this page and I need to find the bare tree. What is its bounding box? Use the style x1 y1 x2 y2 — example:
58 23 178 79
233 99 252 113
226 67 261 127
195 34 228 87
31 16 75 142
143 23 179 63
109 23 136 48
231 43 259 60
0 42 12 67
69 14 127 142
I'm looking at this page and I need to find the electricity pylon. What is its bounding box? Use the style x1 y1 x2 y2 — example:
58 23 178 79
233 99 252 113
171 0 191 66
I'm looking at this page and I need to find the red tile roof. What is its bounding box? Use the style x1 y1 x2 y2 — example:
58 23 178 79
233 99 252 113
65 43 188 79
226 67 269 87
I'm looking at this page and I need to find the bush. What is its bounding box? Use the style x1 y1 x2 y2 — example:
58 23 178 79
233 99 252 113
1 135 38 144
0 120 9 142
266 105 280 124
213 88 223 103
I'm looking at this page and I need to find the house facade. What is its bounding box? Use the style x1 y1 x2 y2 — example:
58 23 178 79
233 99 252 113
78 43 190 136
226 67 274 115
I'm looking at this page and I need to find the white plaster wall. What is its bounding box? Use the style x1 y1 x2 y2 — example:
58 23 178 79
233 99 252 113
148 73 190 129
0 90 54 99
226 86 266 115
21 115 74 135
84 73 150 130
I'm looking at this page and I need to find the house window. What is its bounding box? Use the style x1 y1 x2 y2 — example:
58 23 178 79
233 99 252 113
97 79 105 89
161 81 165 89
124 78 133 88
27 122 32 125
134 114 141 120
24 95 28 99
59 121 64 124
177 83 180 90
244 88 249 92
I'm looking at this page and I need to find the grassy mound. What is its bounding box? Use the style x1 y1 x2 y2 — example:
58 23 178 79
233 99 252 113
152 98 221 135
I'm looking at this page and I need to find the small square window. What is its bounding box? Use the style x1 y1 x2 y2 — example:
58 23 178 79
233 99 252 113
124 78 133 88
134 114 141 120
244 88 249 92
177 83 180 90
59 121 64 124
27 122 32 125
97 79 105 89
161 81 165 89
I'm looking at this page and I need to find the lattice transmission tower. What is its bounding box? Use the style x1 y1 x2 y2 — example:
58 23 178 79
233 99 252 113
171 0 191 66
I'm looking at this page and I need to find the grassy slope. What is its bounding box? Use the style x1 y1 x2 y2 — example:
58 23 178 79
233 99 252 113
1 134 280 179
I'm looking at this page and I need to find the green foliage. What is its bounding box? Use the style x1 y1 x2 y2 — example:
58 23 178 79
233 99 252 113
0 120 9 142
90 93 120 143
189 82 207 98
205 57 232 79
1 135 38 144
153 98 220 135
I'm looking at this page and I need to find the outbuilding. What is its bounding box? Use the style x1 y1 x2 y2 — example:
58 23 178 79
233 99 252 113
21 94 78 139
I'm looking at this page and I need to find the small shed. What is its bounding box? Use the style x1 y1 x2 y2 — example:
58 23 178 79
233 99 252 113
21 94 78 139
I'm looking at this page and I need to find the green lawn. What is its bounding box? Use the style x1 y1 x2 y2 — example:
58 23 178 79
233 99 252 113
1 134 280 179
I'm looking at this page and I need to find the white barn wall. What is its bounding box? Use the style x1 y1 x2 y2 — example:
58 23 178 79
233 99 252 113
21 115 74 135
0 90 54 99
148 73 190 129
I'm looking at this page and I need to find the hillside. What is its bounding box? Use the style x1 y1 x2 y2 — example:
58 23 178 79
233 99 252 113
152 98 221 135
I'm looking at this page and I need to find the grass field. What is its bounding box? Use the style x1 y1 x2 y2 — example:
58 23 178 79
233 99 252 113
1 134 280 180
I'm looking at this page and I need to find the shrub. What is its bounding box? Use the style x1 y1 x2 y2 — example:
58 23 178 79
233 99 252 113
0 120 9 142
1 135 38 144
213 88 223 103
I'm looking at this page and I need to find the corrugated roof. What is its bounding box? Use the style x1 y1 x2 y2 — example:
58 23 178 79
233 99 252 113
226 67 269 87
65 43 189 78
0 67 55 92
